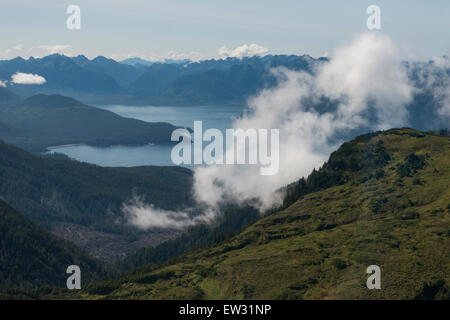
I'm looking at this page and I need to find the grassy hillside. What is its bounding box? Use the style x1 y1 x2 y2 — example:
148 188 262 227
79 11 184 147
75 128 449 299
0 94 178 152
119 205 261 271
0 140 194 261
0 200 108 292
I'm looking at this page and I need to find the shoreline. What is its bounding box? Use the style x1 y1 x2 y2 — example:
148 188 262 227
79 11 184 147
46 143 84 150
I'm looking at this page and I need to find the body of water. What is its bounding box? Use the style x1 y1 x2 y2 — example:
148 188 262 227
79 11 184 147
101 105 243 132
46 105 243 167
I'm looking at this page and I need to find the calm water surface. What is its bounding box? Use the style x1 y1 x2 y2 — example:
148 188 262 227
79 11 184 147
46 105 243 167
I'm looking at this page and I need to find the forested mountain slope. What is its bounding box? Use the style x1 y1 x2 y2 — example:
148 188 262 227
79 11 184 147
0 94 178 152
0 140 194 261
0 200 107 292
77 129 449 299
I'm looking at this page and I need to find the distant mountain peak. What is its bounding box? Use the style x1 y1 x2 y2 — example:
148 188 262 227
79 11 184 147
21 93 85 108
92 55 115 63
8 56 25 62
73 54 89 62
120 57 154 66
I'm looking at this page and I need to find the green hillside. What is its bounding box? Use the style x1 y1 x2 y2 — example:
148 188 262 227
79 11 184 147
75 128 449 299
0 200 108 293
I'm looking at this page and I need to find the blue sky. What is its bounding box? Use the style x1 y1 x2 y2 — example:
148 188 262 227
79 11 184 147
0 0 448 61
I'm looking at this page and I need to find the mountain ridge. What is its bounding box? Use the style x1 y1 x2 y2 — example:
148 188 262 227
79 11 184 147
0 54 321 105
0 93 179 151
0 199 108 291
71 128 450 300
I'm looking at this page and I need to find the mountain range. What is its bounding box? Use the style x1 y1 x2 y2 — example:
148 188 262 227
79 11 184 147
120 57 190 66
0 52 448 300
0 54 320 105
0 54 448 133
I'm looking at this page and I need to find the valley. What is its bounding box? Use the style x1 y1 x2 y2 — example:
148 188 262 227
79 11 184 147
0 140 194 261
0 51 448 301
69 129 450 300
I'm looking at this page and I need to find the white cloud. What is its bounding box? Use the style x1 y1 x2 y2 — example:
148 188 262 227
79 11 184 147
39 45 71 55
217 43 269 59
122 195 213 230
0 44 24 58
435 86 450 117
194 32 415 211
112 44 267 63
0 80 7 87
112 51 205 63
427 57 450 118
165 50 203 62
408 56 450 120
431 56 450 69
315 32 414 130
11 72 46 85
121 33 450 228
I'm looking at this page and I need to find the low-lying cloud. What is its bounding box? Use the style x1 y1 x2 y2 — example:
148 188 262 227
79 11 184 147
193 32 429 211
11 72 46 85
39 44 71 55
218 43 269 59
123 32 449 230
123 195 214 230
412 56 450 118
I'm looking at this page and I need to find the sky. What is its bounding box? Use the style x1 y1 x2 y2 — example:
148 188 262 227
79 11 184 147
0 0 449 61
